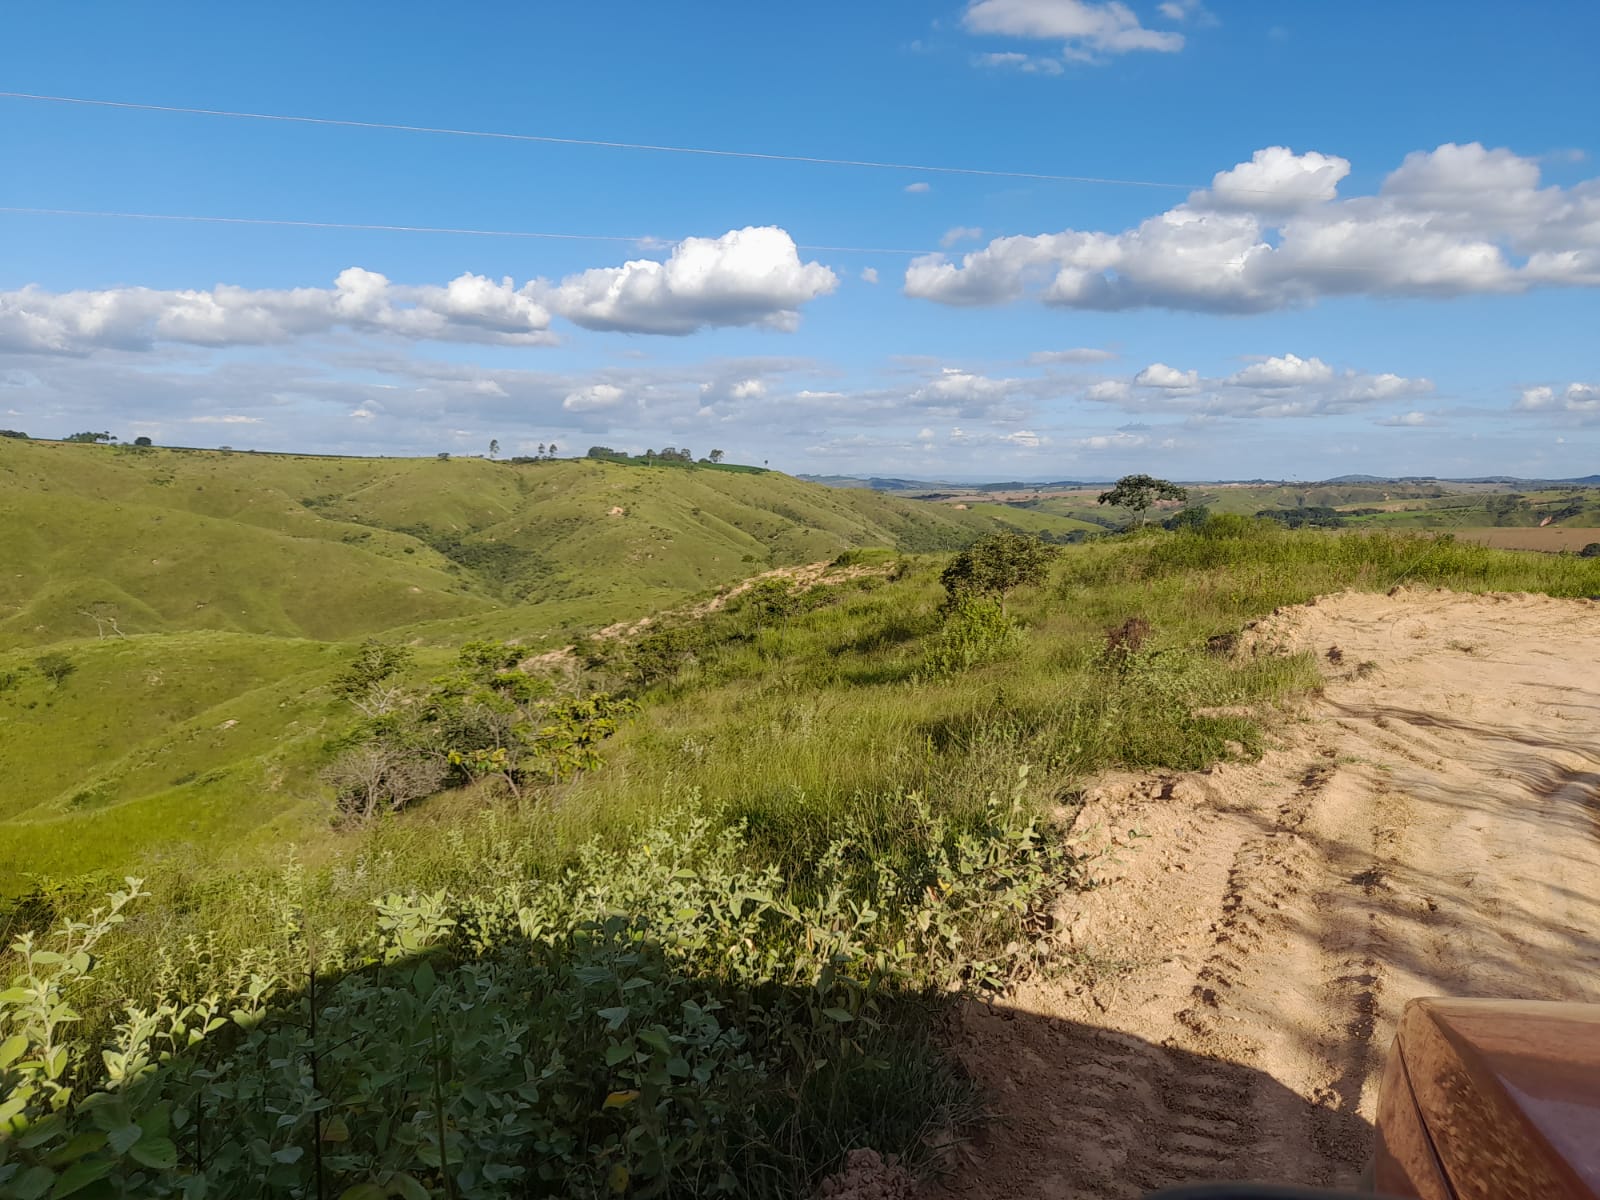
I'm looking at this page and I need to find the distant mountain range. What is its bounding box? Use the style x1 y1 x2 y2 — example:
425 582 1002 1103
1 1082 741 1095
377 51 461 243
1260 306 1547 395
803 473 1600 491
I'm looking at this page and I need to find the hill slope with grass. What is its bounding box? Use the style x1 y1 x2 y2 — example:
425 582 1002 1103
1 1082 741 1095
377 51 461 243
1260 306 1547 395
0 438 1088 648
0 437 1102 884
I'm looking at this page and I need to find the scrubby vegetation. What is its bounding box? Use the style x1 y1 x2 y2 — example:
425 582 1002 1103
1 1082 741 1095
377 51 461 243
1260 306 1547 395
5 453 1600 1198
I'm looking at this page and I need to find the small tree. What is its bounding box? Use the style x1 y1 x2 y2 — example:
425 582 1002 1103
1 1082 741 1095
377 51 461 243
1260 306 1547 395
324 743 447 823
1097 474 1189 526
437 451 451 461
62 431 114 444
940 532 1060 613
34 653 76 688
333 640 414 717
1163 504 1211 532
708 449 725 463
133 436 153 447
489 439 500 459
547 442 558 458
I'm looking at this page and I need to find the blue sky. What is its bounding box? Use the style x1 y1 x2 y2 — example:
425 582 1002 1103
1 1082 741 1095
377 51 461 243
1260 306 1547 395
2 1 1596 479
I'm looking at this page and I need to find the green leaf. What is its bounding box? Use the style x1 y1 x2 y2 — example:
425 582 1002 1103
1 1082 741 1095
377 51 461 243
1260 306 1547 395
338 1187 386 1200
0 1034 28 1068
270 1146 304 1165
388 1172 430 1200
27 952 64 966
127 1137 178 1170
105 1124 142 1155
87 1102 132 1135
604 1042 633 1067
47 1157 112 1198
0 987 33 1004
411 960 437 996
136 1103 171 1141
321 1116 350 1143
9 1166 55 1200
822 1008 855 1023
596 1006 630 1029
44 1132 106 1166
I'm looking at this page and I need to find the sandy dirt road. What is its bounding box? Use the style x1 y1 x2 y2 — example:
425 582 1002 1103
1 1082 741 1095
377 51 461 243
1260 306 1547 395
934 587 1600 1199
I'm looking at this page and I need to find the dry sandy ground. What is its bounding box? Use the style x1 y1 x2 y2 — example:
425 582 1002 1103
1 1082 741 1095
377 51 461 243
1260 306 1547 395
932 587 1600 1199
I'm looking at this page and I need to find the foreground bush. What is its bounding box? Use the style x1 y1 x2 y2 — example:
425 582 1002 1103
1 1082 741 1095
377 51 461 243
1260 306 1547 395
1 784 1074 1199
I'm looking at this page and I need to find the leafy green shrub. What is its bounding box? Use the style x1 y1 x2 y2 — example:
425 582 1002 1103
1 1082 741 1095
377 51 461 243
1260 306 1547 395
939 533 1059 613
0 785 1073 1198
924 597 1022 677
32 654 74 689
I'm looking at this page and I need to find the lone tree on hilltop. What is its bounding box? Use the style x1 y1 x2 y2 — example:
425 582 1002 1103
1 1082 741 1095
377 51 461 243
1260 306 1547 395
940 531 1060 613
1098 473 1189 525
708 448 725 463
133 436 153 447
489 438 500 459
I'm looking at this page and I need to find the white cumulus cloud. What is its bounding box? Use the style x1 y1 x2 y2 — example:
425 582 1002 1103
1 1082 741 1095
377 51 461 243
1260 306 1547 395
539 226 837 335
1085 355 1432 419
903 143 1600 313
1 229 841 352
1515 382 1600 419
1135 363 1200 389
0 268 556 354
963 0 1185 58
562 383 626 412
1227 354 1334 387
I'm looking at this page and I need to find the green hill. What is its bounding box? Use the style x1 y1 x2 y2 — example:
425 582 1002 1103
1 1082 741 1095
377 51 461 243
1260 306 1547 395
0 439 1088 648
0 437 1097 884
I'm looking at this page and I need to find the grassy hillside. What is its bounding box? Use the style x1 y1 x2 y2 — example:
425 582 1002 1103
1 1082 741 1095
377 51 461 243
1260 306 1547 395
0 438 1098 884
0 439 1087 648
5 520 1597 1198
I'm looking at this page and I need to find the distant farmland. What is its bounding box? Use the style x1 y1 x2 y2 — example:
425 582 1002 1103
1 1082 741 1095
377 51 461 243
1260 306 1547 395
1454 526 1600 552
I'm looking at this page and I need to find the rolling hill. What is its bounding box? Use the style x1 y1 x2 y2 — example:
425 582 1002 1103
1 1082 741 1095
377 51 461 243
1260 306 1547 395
0 437 1098 884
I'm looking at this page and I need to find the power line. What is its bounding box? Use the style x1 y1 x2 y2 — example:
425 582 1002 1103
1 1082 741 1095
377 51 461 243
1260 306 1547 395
0 206 941 255
0 89 1203 192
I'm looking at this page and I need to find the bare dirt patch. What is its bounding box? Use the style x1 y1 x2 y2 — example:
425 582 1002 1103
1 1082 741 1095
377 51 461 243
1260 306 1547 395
591 560 883 641
1452 526 1600 553
932 587 1600 1198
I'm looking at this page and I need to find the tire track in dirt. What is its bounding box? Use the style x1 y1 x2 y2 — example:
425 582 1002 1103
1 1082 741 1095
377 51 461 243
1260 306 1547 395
931 588 1600 1199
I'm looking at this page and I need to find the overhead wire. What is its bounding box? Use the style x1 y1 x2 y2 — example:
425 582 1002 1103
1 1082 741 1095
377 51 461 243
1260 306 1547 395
0 89 1206 192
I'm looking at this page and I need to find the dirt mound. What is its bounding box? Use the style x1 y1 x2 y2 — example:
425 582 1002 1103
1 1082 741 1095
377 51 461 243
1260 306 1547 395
932 588 1600 1198
592 560 885 641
